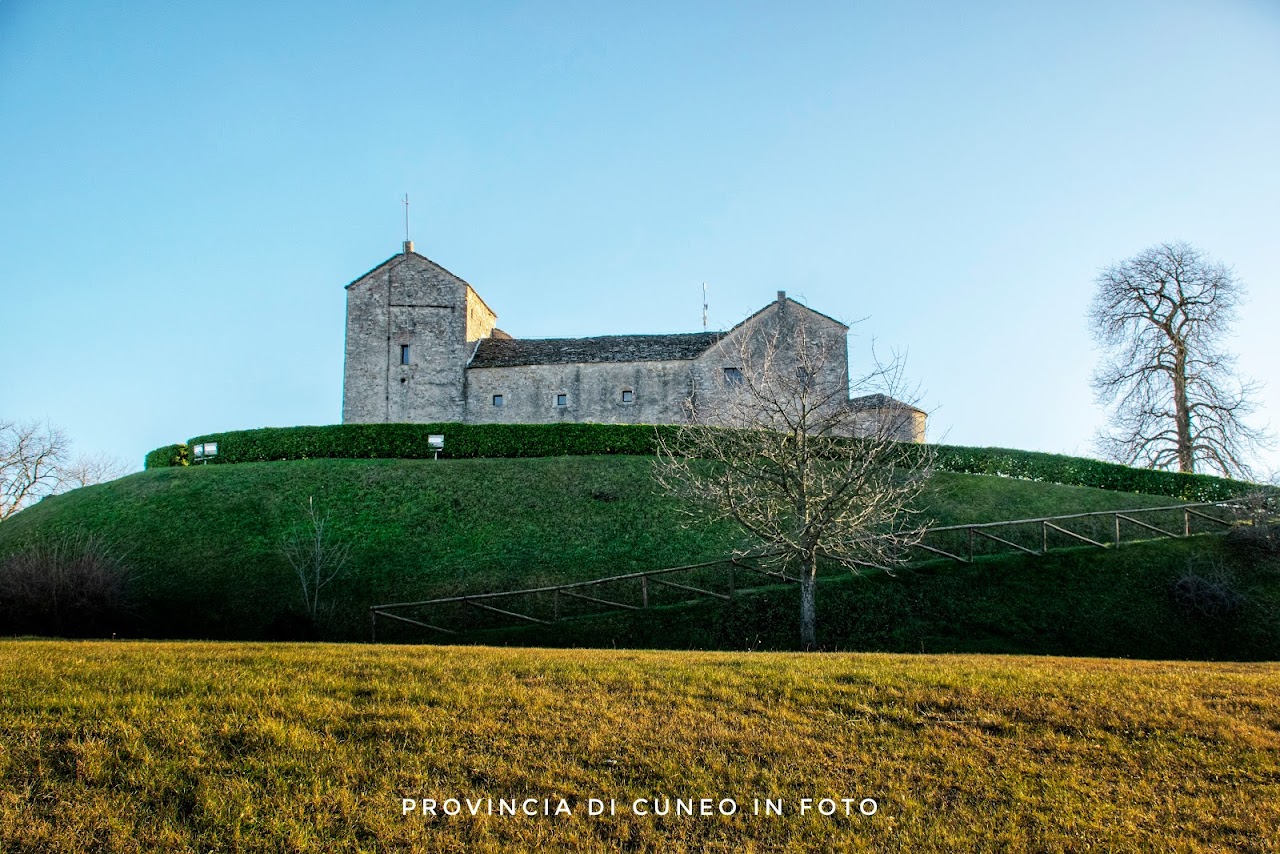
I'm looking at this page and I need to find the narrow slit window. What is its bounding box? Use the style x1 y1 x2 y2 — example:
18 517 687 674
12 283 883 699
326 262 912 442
723 367 743 385
400 344 411 365
621 389 634 403
556 393 568 407
493 394 504 407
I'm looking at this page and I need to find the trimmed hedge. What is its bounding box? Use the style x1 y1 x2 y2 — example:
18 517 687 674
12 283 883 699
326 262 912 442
182 423 682 464
143 443 189 470
141 423 1252 501
929 445 1247 502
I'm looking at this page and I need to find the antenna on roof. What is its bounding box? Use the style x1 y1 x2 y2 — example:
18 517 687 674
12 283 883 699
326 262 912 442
702 282 708 330
402 194 413 254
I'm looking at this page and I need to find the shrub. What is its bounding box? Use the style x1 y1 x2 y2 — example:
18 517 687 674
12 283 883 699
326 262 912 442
929 445 1249 502
0 531 133 637
1171 561 1246 621
1224 489 1280 561
144 443 189 470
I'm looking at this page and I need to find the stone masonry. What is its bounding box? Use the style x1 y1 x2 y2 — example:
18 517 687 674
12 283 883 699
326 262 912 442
342 245 926 442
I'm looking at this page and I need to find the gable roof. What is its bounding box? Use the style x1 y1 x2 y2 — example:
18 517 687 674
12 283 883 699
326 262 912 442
466 296 849 370
689 296 849 364
470 332 726 369
736 296 850 332
344 250 476 291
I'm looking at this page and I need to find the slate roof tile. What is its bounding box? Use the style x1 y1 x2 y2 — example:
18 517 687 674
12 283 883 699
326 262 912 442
470 332 726 368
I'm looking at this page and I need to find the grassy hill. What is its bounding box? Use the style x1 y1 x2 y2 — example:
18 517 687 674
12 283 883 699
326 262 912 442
472 536 1280 660
2 456 1276 655
2 640 1277 852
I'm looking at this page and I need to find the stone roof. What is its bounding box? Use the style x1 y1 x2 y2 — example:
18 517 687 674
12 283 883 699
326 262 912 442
850 393 926 414
344 250 475 291
470 332 726 369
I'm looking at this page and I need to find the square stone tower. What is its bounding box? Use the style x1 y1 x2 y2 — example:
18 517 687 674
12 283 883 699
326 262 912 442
342 244 497 423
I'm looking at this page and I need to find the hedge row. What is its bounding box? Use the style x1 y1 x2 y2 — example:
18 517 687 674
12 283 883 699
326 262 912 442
143 423 1251 501
169 423 684 465
143 443 189 470
928 445 1247 502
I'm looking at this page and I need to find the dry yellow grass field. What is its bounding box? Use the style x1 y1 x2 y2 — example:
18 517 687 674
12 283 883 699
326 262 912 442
1 640 1278 852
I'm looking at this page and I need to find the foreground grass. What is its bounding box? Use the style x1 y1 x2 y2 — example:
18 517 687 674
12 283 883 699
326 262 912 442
1 641 1278 852
0 457 1182 640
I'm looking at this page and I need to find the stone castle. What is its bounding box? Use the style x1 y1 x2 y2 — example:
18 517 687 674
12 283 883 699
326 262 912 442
342 243 925 442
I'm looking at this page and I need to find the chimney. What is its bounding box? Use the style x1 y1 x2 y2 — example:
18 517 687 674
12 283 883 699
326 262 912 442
403 240 415 254
777 290 786 303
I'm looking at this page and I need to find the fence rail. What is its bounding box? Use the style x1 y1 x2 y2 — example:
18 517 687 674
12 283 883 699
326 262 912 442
369 501 1244 641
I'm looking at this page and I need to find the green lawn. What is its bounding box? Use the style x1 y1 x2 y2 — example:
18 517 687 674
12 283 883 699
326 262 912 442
1 641 1277 852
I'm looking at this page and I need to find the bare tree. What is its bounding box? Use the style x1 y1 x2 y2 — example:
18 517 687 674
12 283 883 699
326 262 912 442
0 419 127 522
655 311 932 649
1089 241 1271 478
1 419 71 522
62 453 128 490
280 496 351 622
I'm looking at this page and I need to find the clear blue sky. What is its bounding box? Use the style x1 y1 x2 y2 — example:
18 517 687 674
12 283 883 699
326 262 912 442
3 0 1278 474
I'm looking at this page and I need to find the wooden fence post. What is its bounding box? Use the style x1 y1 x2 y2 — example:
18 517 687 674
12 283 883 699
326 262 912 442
641 575 649 608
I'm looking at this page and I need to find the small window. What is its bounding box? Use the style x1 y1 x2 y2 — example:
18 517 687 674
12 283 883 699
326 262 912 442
400 344 411 365
621 389 634 403
723 367 743 385
492 394 504 407
556 393 568 407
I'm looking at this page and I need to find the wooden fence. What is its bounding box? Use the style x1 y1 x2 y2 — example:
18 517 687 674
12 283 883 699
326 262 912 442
369 501 1241 641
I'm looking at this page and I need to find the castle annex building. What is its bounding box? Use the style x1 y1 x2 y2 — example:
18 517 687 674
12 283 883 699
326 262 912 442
342 244 925 442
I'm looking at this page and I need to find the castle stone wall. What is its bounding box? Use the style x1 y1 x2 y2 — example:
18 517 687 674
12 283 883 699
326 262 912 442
464 360 694 425
464 286 498 342
685 297 851 421
342 253 471 424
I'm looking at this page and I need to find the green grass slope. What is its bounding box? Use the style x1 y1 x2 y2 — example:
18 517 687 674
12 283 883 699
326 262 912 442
0 456 1251 649
1 641 1277 852
477 537 1280 660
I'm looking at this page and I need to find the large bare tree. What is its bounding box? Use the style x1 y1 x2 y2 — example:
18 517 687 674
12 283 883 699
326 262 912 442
1089 241 1270 478
655 310 932 649
0 419 125 522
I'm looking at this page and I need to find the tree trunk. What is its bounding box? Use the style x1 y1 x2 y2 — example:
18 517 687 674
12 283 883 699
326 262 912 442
800 555 817 650
1173 347 1194 473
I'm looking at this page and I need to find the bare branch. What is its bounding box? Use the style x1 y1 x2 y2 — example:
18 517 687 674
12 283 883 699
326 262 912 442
1 419 70 521
655 308 933 649
1089 242 1272 479
62 453 129 490
0 419 127 522
280 496 351 623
